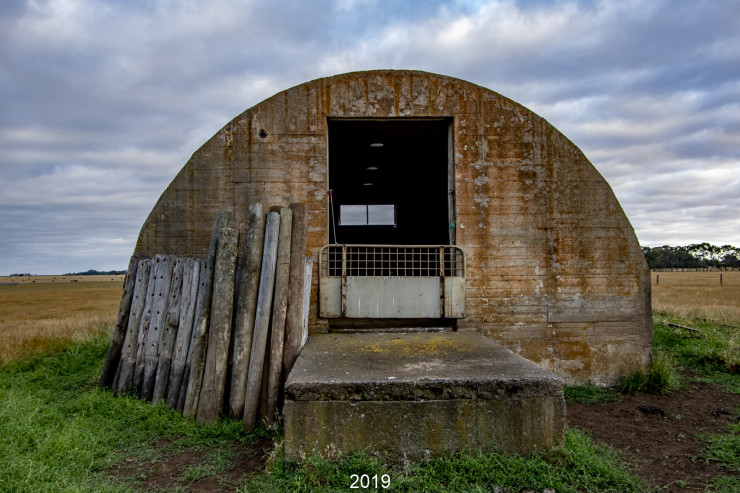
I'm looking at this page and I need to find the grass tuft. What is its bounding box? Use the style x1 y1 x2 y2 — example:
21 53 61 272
618 350 681 395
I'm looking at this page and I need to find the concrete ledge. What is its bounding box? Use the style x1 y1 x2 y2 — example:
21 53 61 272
283 332 566 460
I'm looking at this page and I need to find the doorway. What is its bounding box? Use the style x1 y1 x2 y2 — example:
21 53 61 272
328 119 452 245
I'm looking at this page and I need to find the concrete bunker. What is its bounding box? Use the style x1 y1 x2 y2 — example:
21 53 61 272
136 69 651 387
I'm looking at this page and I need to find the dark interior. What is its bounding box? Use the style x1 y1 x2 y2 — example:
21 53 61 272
328 119 450 245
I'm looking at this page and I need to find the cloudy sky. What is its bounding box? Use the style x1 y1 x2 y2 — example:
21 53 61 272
1 0 738 274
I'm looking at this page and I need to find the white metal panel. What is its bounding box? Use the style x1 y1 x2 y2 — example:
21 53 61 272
344 277 441 318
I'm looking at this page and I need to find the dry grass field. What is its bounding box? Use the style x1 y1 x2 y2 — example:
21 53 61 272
1 271 738 364
651 270 740 324
0 275 124 362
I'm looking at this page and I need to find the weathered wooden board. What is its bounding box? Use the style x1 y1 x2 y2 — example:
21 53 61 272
140 255 174 400
177 260 207 412
132 257 160 391
152 259 185 404
166 258 200 408
113 258 152 394
301 257 313 350
229 203 265 418
282 203 307 384
183 211 232 418
243 211 280 430
266 207 293 423
100 255 139 388
197 226 239 424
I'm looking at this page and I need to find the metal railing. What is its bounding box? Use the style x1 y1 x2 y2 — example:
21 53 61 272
319 245 465 278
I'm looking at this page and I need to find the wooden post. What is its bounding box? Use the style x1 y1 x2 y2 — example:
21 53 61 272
166 258 200 408
132 257 160 391
720 273 723 285
152 259 185 404
177 260 207 412
301 257 314 349
656 274 659 285
140 255 174 400
183 211 232 418
266 207 293 423
243 211 280 430
229 203 265 418
100 255 139 388
282 203 308 384
113 258 152 394
196 226 239 424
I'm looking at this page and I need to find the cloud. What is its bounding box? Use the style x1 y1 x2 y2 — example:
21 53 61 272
1 0 739 273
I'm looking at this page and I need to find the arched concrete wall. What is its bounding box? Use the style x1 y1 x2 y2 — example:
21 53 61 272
135 70 652 385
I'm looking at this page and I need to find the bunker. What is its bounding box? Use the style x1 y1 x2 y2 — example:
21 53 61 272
130 70 652 458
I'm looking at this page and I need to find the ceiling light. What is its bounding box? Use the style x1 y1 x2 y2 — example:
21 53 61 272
370 142 384 147
366 166 378 171
363 182 374 186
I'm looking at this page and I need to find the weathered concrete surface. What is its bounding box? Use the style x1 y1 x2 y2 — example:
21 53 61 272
283 332 565 460
133 70 651 385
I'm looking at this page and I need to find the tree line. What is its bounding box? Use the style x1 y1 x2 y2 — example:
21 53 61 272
642 243 740 270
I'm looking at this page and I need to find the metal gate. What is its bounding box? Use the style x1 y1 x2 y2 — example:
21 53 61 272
319 245 465 318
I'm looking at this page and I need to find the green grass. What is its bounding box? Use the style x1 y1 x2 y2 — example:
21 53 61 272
652 312 739 374
703 418 740 493
564 384 618 404
239 429 643 492
0 332 263 493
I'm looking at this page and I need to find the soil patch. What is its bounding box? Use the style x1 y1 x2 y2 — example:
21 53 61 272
567 379 739 492
110 436 272 492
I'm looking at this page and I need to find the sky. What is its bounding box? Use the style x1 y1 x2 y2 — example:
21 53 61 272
1 0 738 275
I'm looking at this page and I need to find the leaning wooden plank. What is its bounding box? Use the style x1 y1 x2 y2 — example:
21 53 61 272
140 256 174 400
183 210 232 418
265 207 293 423
152 259 185 404
100 255 139 388
113 258 152 394
177 260 207 412
196 226 239 424
243 210 280 430
132 257 161 391
166 258 199 408
301 257 314 350
282 203 308 382
229 203 265 418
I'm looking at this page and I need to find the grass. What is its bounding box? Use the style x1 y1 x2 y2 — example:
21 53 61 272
0 332 265 492
651 270 740 325
240 429 643 492
0 278 123 363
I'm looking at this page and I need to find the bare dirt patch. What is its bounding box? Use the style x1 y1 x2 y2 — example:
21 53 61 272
110 437 273 492
568 378 739 492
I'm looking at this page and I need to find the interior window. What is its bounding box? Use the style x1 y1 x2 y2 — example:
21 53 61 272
340 205 395 226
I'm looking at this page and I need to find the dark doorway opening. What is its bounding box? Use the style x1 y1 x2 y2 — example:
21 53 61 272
328 119 451 245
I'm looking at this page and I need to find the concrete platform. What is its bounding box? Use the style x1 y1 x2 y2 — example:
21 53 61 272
283 332 566 461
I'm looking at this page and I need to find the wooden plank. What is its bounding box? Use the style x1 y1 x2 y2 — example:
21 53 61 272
166 258 199 408
152 258 185 404
177 260 207 412
140 256 174 400
282 203 307 385
183 210 232 418
266 207 293 424
132 257 160 391
243 210 280 430
113 258 152 394
301 257 314 349
196 226 239 424
100 255 139 388
229 203 265 418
